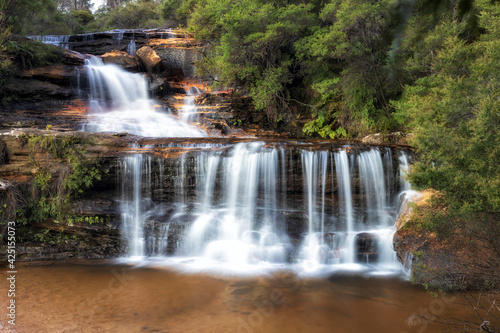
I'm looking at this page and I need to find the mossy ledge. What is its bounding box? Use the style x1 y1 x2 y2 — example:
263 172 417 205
0 129 134 260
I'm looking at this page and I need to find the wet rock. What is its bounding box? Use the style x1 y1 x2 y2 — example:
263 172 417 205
100 51 140 71
154 46 199 78
146 74 169 97
1 120 38 128
72 198 119 216
355 232 379 262
136 46 163 73
60 48 86 66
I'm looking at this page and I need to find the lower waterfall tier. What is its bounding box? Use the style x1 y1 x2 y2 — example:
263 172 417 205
118 141 412 273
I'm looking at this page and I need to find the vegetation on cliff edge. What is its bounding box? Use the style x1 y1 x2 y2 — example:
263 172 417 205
0 134 106 245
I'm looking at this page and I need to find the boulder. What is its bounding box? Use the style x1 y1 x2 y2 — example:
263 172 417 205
100 51 140 71
136 46 164 73
154 46 198 78
60 48 86 66
361 132 412 146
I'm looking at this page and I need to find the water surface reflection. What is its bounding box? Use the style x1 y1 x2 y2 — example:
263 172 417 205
0 262 493 333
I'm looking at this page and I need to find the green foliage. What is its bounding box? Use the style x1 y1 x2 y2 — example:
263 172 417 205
296 0 404 136
66 215 106 226
3 134 108 245
161 0 197 26
27 227 84 245
18 134 103 226
5 0 57 35
66 10 95 34
189 0 316 124
108 1 163 29
400 197 461 237
394 2 500 213
302 113 347 139
0 1 13 83
6 37 64 69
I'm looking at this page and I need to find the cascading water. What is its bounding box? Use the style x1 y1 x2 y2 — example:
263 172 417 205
334 150 355 264
181 86 202 122
77 56 206 137
127 40 136 56
72 43 412 274
27 35 70 48
117 142 413 273
120 155 146 259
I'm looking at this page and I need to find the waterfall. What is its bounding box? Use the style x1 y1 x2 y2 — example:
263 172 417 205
120 154 146 258
182 142 287 265
118 143 412 273
127 40 136 56
27 35 70 48
334 149 355 263
398 151 412 192
127 30 136 56
181 86 202 122
358 149 389 227
77 56 206 137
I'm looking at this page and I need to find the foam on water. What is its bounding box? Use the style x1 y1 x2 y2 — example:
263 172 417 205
78 56 206 138
117 143 414 276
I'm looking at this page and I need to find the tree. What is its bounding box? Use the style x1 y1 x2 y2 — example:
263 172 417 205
57 0 92 12
394 0 500 213
107 1 163 28
189 0 316 124
5 0 57 34
297 0 406 138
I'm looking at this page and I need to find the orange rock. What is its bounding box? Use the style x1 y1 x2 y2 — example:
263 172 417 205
136 46 163 73
100 51 140 71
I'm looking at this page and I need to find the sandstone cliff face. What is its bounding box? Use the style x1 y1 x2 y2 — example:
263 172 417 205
4 31 204 101
3 47 86 100
393 190 500 291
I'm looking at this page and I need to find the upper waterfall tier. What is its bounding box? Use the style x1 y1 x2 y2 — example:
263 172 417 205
77 56 207 138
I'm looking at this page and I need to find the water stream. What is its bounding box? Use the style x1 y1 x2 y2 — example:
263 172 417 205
117 143 410 274
181 86 202 122
77 56 206 137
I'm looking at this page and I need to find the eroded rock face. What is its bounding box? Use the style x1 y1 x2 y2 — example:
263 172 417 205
393 191 500 291
154 46 199 78
4 78 75 99
22 63 76 86
361 132 412 147
61 48 87 65
70 37 121 56
136 46 163 73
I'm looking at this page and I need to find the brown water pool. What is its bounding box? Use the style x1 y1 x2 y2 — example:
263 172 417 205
0 262 497 333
